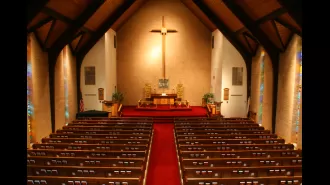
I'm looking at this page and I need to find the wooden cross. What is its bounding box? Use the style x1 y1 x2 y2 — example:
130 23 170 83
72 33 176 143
150 16 178 79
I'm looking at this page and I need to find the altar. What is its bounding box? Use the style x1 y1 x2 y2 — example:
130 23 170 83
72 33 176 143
151 93 177 105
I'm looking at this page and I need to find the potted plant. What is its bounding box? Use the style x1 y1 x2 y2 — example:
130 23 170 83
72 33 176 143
111 90 124 117
202 92 214 105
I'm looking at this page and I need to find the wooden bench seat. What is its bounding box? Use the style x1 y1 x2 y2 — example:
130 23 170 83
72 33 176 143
179 143 294 151
32 143 149 151
57 129 151 135
68 123 152 127
175 124 259 128
176 134 277 139
177 138 285 145
176 127 265 131
27 165 144 178
183 165 302 178
175 120 255 123
27 149 147 158
27 156 145 167
183 176 302 185
180 157 302 167
176 130 271 135
179 150 301 158
27 176 142 185
63 126 151 131
41 138 150 145
77 117 152 120
50 133 151 139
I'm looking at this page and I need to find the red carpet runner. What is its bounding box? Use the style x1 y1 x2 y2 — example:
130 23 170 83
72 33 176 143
146 123 181 185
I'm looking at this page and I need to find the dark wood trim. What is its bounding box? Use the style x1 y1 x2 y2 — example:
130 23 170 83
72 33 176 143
75 33 86 53
271 58 280 134
255 8 287 25
33 31 46 51
44 19 56 47
42 7 94 34
193 0 252 61
223 0 280 56
50 0 105 54
277 0 302 28
284 32 295 51
27 0 49 25
78 0 136 57
27 16 53 33
242 33 254 53
245 57 252 102
48 51 60 133
274 18 302 37
244 33 259 56
271 20 285 51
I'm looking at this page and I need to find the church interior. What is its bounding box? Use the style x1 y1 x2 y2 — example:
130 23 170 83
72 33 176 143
27 0 302 185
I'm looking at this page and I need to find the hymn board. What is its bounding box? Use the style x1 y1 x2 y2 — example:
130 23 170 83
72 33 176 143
150 16 178 88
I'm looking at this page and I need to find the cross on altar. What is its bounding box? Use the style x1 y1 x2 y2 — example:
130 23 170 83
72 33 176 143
150 16 178 79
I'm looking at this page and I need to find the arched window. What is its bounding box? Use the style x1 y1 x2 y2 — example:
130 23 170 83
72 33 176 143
258 51 265 125
63 47 69 125
27 36 34 143
293 47 302 144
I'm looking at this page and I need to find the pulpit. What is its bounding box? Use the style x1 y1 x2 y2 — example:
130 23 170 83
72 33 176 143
102 100 114 117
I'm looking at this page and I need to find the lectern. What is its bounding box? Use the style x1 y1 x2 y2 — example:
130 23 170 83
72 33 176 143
102 100 114 117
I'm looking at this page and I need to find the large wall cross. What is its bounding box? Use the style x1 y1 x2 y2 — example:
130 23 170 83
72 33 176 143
150 16 178 79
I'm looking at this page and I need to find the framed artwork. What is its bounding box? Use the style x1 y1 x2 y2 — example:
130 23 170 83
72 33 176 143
158 79 169 88
98 88 104 100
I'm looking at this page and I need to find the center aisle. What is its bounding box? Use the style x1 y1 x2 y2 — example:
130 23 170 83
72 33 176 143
146 123 181 185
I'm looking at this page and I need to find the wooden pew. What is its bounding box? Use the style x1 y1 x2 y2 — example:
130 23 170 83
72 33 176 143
176 134 278 140
28 149 147 158
41 138 150 145
76 116 153 121
175 126 264 131
183 176 302 185
179 143 295 151
27 176 142 185
57 129 151 135
176 130 271 135
49 133 151 139
32 143 149 151
175 124 259 128
72 120 153 123
177 138 285 145
180 157 302 167
182 165 302 178
27 156 145 167
62 126 151 131
27 165 144 178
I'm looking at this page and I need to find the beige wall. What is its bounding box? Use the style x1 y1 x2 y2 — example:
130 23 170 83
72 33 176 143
30 34 52 144
250 47 273 131
55 46 77 130
276 35 301 144
81 36 105 110
220 37 247 117
117 0 211 105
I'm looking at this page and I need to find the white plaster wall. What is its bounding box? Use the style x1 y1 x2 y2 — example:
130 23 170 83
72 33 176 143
81 36 106 110
105 29 117 100
221 37 247 117
210 30 223 102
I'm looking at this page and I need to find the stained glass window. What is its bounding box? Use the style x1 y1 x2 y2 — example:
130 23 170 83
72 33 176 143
258 51 265 125
294 49 302 143
63 48 69 125
27 37 34 143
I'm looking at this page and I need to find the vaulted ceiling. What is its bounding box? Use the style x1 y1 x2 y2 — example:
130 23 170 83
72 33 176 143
27 0 301 60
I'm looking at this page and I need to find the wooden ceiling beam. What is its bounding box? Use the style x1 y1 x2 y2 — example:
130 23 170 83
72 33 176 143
27 0 49 25
50 0 105 54
42 7 94 34
235 8 287 36
223 0 280 56
27 16 53 33
274 18 301 37
77 0 135 58
193 0 252 61
277 0 302 28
